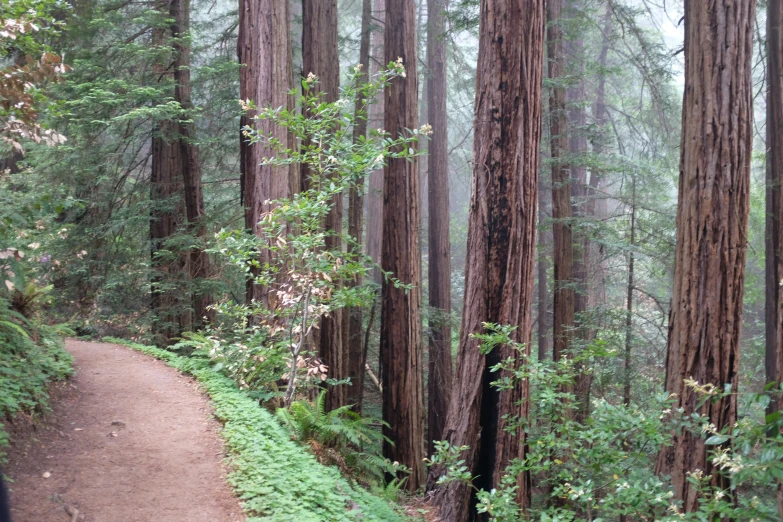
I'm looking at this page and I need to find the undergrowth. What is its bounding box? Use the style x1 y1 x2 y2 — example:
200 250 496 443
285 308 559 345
103 337 408 522
0 297 73 458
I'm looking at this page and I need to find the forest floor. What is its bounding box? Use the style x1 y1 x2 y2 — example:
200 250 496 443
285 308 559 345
5 339 243 522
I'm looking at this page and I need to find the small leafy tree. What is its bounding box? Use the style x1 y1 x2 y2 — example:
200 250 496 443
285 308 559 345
206 61 423 406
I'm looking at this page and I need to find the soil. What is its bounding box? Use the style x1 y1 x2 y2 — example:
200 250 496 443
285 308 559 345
4 339 243 522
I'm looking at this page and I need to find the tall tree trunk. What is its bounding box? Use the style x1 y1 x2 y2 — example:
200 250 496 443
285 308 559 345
346 0 373 413
302 0 347 411
655 0 756 512
380 0 425 492
547 0 574 364
538 178 550 361
767 0 783 516
567 32 591 423
150 6 190 344
429 0 544 518
425 0 452 458
623 174 635 406
171 0 212 327
239 0 296 307
365 0 385 285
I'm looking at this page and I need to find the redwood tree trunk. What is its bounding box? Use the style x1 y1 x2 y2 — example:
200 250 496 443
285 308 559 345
346 0 373 413
425 0 452 458
547 0 574 364
538 178 550 361
239 0 296 307
302 0 347 411
655 0 755 512
150 4 190 343
767 0 783 515
429 0 544 518
365 0 385 285
380 0 425 492
171 0 212 327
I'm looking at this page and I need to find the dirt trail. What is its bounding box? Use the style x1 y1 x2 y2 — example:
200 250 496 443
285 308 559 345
5 339 243 522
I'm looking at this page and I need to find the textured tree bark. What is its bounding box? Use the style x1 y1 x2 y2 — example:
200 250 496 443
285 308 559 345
365 0 385 285
547 0 574 364
238 0 296 307
170 0 212 328
767 0 783 516
302 0 347 411
425 0 452 458
150 2 190 344
380 0 425 492
346 0 373 413
429 0 544 518
655 0 756 512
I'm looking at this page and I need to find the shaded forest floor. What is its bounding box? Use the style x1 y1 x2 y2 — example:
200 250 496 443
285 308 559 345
5 339 242 522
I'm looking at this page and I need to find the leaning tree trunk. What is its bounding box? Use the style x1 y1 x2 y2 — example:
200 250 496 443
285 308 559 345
425 0 453 458
380 0 425 492
238 0 296 307
767 0 783 516
429 0 544 519
547 0 574 364
346 0 373 413
655 0 756 512
302 0 347 411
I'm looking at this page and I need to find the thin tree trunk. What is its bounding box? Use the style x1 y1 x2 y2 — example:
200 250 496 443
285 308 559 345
380 0 425 491
655 0 756 512
302 0 347 411
429 0 544 518
567 31 591 423
425 0 452 458
538 178 550 361
767 0 783 516
365 0 385 285
239 0 296 308
346 0 373 413
547 0 574 364
171 0 212 327
623 174 635 407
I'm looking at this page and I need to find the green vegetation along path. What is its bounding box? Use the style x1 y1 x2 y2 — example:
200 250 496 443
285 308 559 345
5 339 243 522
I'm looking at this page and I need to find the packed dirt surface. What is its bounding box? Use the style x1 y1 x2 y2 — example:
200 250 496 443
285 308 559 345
5 339 243 522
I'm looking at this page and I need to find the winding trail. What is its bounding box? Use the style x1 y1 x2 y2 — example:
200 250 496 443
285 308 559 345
5 339 242 522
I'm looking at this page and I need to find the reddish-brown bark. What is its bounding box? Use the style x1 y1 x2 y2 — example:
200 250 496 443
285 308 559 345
547 0 574 364
238 0 297 307
655 0 756 512
302 0 347 411
380 0 425 492
425 0 452 458
767 0 783 515
429 0 544 518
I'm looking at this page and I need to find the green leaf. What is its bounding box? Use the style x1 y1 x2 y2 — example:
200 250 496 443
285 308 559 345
705 435 729 445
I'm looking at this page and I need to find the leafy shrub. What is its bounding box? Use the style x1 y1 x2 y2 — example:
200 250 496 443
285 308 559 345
276 391 396 486
0 294 73 459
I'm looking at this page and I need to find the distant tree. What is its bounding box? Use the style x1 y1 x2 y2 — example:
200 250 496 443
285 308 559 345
429 0 545 518
380 0 425 491
656 0 756 511
546 0 574 366
425 0 453 458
